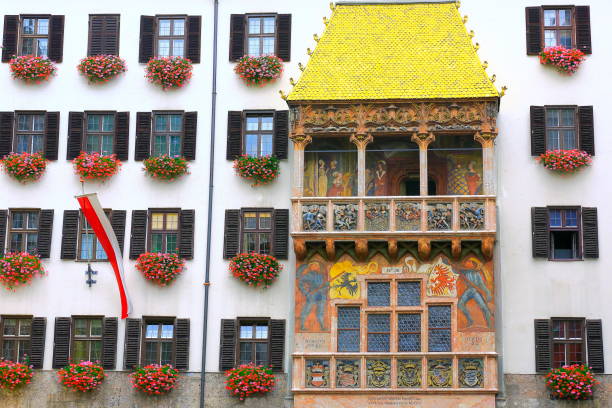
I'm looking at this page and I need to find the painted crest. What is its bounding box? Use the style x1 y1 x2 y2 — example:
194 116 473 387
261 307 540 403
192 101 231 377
459 359 484 388
336 360 360 388
306 360 329 388
367 359 391 388
397 359 421 388
427 359 452 388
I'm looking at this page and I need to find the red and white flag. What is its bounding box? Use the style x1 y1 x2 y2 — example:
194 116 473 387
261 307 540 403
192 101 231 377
76 193 131 319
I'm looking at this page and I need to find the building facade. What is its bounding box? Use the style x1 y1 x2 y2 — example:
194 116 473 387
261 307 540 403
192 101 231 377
0 1 608 408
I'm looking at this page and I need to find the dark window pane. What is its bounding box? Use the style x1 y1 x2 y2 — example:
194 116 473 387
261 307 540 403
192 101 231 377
428 329 451 352
428 306 451 328
255 342 268 365
144 342 157 365
239 342 253 365
338 330 360 352
338 307 360 329
367 282 390 307
551 231 577 260
160 342 172 365
367 314 390 352
398 282 421 306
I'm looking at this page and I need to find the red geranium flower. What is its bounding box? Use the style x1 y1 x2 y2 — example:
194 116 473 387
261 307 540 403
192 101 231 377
0 359 34 390
234 55 283 86
1 152 47 183
145 57 193 89
9 55 56 83
545 364 598 400
57 361 105 392
538 149 591 173
135 252 185 286
0 252 45 291
233 155 280 186
225 364 275 401
131 364 179 395
539 46 585 75
143 155 189 181
72 152 121 182
229 253 281 288
77 55 126 83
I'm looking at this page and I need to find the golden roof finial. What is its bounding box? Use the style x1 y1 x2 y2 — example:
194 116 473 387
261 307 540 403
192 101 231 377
469 30 475 39
500 86 508 97
290 77 296 86
474 43 480 51
307 48 313 56
482 61 488 70
279 90 288 100
313 34 320 42
298 62 305 72
491 74 496 83
329 2 335 11
456 1 461 8
323 17 329 26
463 15 468 24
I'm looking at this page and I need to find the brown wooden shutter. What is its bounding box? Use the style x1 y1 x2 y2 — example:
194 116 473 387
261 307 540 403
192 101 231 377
139 16 155 63
60 210 79 259
37 209 54 259
276 15 292 61
1 16 19 62
273 209 289 260
269 319 285 372
273 110 289 159
586 319 604 373
67 112 84 160
52 317 71 368
229 15 245 61
124 318 141 369
582 207 599 259
219 319 237 371
578 106 595 156
531 207 549 258
0 112 15 158
183 111 197 160
530 106 546 156
175 318 190 370
575 6 592 54
102 317 118 370
186 16 201 63
30 317 46 369
44 112 59 160
223 210 240 259
88 14 120 56
110 210 127 254
179 209 195 260
115 112 129 161
226 111 243 160
534 319 552 373
135 112 151 161
525 7 542 55
129 210 148 259
0 210 7 256
48 15 65 63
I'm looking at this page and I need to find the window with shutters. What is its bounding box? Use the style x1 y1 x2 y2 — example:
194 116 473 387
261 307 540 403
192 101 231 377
526 6 591 55
149 211 179 254
0 317 32 364
238 320 269 366
143 319 174 365
71 317 103 363
84 113 115 155
246 15 276 57
8 210 39 254
552 319 585 367
78 211 109 261
152 113 183 157
88 14 120 56
155 17 186 58
241 210 273 254
549 207 580 260
543 8 574 48
244 113 274 157
14 113 45 154
545 107 577 150
19 17 49 57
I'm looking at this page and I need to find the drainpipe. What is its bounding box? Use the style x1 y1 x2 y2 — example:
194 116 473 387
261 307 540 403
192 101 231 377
200 0 219 407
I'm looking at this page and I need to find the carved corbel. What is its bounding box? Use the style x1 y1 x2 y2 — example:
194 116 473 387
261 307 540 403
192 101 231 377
451 238 461 260
418 238 431 261
294 239 307 262
289 133 312 150
482 237 494 260
349 133 373 150
474 131 497 148
411 131 435 149
388 239 398 262
325 239 336 262
355 239 368 262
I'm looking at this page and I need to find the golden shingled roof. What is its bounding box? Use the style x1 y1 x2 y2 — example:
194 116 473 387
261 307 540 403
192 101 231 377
287 2 499 102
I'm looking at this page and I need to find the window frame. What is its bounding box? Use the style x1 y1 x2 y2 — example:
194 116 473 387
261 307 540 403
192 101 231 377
427 304 452 353
87 14 121 56
83 111 116 155
544 106 578 151
397 313 422 353
18 15 51 58
0 315 33 364
12 111 46 155
244 14 278 57
551 317 586 368
70 316 104 363
541 7 576 49
337 305 361 353
77 210 111 262
147 209 181 254
7 208 41 254
151 111 185 157
236 317 271 366
547 206 582 261
366 312 391 352
154 15 187 58
141 317 176 366
239 208 274 254
242 110 275 157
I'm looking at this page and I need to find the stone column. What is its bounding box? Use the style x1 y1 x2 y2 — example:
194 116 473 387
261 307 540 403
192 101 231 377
474 130 497 195
350 133 373 196
289 133 312 197
411 131 435 196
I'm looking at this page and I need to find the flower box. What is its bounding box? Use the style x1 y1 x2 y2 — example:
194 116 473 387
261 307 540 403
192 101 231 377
145 57 193 89
143 155 189 181
77 55 126 83
1 152 47 183
135 252 185 286
230 253 281 288
9 55 56 83
539 46 585 75
225 364 275 401
233 155 280 186
538 149 591 173
0 252 45 291
73 152 121 182
0 360 34 390
234 55 283 86
545 364 598 400
131 364 179 396
57 361 105 392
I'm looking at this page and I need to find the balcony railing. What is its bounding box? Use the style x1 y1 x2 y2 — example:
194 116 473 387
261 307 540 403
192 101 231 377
292 195 496 235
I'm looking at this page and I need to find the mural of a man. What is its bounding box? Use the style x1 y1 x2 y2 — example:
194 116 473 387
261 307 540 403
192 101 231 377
457 258 493 328
297 262 329 331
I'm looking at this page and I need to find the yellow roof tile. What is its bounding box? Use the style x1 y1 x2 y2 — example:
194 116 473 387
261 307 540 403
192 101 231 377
288 2 499 102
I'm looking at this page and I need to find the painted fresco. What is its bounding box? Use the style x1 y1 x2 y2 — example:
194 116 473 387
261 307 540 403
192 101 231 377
296 261 329 332
428 135 483 195
304 151 358 197
366 137 420 196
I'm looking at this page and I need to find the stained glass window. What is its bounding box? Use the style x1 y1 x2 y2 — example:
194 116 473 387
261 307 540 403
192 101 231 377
367 282 390 307
397 281 421 306
337 307 360 352
367 314 390 352
398 314 421 352
428 305 451 352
